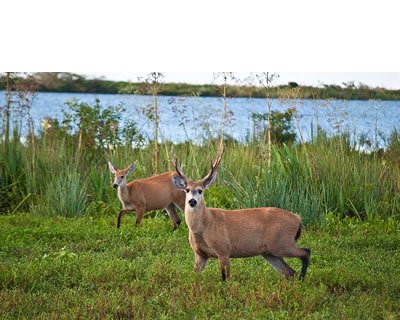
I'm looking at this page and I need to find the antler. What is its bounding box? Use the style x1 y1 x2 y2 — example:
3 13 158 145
171 146 188 181
201 145 224 184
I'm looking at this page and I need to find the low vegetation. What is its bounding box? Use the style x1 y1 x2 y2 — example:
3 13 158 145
0 214 399 319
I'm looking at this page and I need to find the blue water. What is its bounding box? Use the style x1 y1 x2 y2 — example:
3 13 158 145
1 91 399 146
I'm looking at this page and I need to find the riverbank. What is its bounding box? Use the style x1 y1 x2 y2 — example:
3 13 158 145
1 72 400 100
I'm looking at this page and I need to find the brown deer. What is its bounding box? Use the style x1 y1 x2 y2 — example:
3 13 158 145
108 161 185 231
171 148 311 281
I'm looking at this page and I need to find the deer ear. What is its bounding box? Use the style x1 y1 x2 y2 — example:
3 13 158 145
126 162 136 175
203 173 217 190
108 161 117 174
172 175 186 190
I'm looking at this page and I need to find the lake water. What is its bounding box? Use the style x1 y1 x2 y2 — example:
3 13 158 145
1 91 400 146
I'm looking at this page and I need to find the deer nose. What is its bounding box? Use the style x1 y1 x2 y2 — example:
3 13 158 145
188 198 197 207
112 184 118 189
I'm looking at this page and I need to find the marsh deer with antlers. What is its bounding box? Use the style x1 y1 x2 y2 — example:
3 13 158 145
171 147 311 281
108 161 185 231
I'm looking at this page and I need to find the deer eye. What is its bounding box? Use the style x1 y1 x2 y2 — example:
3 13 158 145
198 189 203 194
185 189 190 193
120 176 125 179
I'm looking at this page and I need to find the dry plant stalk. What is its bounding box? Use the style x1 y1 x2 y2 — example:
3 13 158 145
3 72 13 154
279 86 305 145
278 86 316 181
15 75 38 186
152 80 159 173
255 72 279 167
138 72 164 174
212 72 234 151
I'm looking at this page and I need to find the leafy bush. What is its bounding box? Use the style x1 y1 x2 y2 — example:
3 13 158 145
62 98 142 151
204 185 235 209
252 109 297 144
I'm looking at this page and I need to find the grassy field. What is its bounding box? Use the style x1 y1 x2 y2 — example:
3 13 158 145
1 213 399 319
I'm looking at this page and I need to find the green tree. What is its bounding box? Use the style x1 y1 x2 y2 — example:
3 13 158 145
62 98 140 154
252 109 296 145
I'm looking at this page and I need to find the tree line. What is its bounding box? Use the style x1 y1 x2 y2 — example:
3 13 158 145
1 72 400 100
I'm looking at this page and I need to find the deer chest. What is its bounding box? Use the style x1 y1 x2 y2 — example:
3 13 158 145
189 232 218 258
120 198 136 210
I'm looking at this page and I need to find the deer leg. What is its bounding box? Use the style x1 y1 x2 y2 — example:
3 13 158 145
280 258 297 279
299 248 311 281
117 209 135 228
218 256 230 281
135 207 145 226
275 247 311 281
166 203 181 231
262 254 296 279
194 252 208 273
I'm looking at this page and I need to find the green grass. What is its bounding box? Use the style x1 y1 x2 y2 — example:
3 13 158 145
2 136 400 223
1 213 399 319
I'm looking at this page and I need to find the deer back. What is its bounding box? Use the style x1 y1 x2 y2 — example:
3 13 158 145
197 207 302 258
126 172 185 210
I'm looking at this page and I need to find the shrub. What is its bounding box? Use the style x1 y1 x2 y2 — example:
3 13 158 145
251 109 297 144
62 98 142 151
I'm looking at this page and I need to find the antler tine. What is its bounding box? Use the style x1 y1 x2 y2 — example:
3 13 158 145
212 145 224 171
202 146 224 182
171 146 187 180
215 145 223 168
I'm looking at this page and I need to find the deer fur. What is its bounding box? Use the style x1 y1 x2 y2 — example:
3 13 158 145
108 161 185 230
171 148 311 281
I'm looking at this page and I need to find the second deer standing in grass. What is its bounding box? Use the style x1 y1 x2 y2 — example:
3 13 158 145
171 147 311 281
108 161 185 231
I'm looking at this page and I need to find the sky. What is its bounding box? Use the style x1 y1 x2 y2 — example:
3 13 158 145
81 72 400 89
2 1 399 89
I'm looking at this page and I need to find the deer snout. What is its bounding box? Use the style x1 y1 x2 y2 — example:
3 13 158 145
188 198 197 207
112 183 118 189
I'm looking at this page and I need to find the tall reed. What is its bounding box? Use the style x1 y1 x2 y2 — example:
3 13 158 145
1 107 399 224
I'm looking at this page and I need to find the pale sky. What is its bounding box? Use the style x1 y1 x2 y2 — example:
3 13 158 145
81 72 400 90
3 1 400 87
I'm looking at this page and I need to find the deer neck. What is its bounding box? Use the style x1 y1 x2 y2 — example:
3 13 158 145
185 202 210 234
117 183 132 205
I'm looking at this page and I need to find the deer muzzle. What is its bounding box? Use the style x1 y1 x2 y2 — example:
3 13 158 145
188 198 197 208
